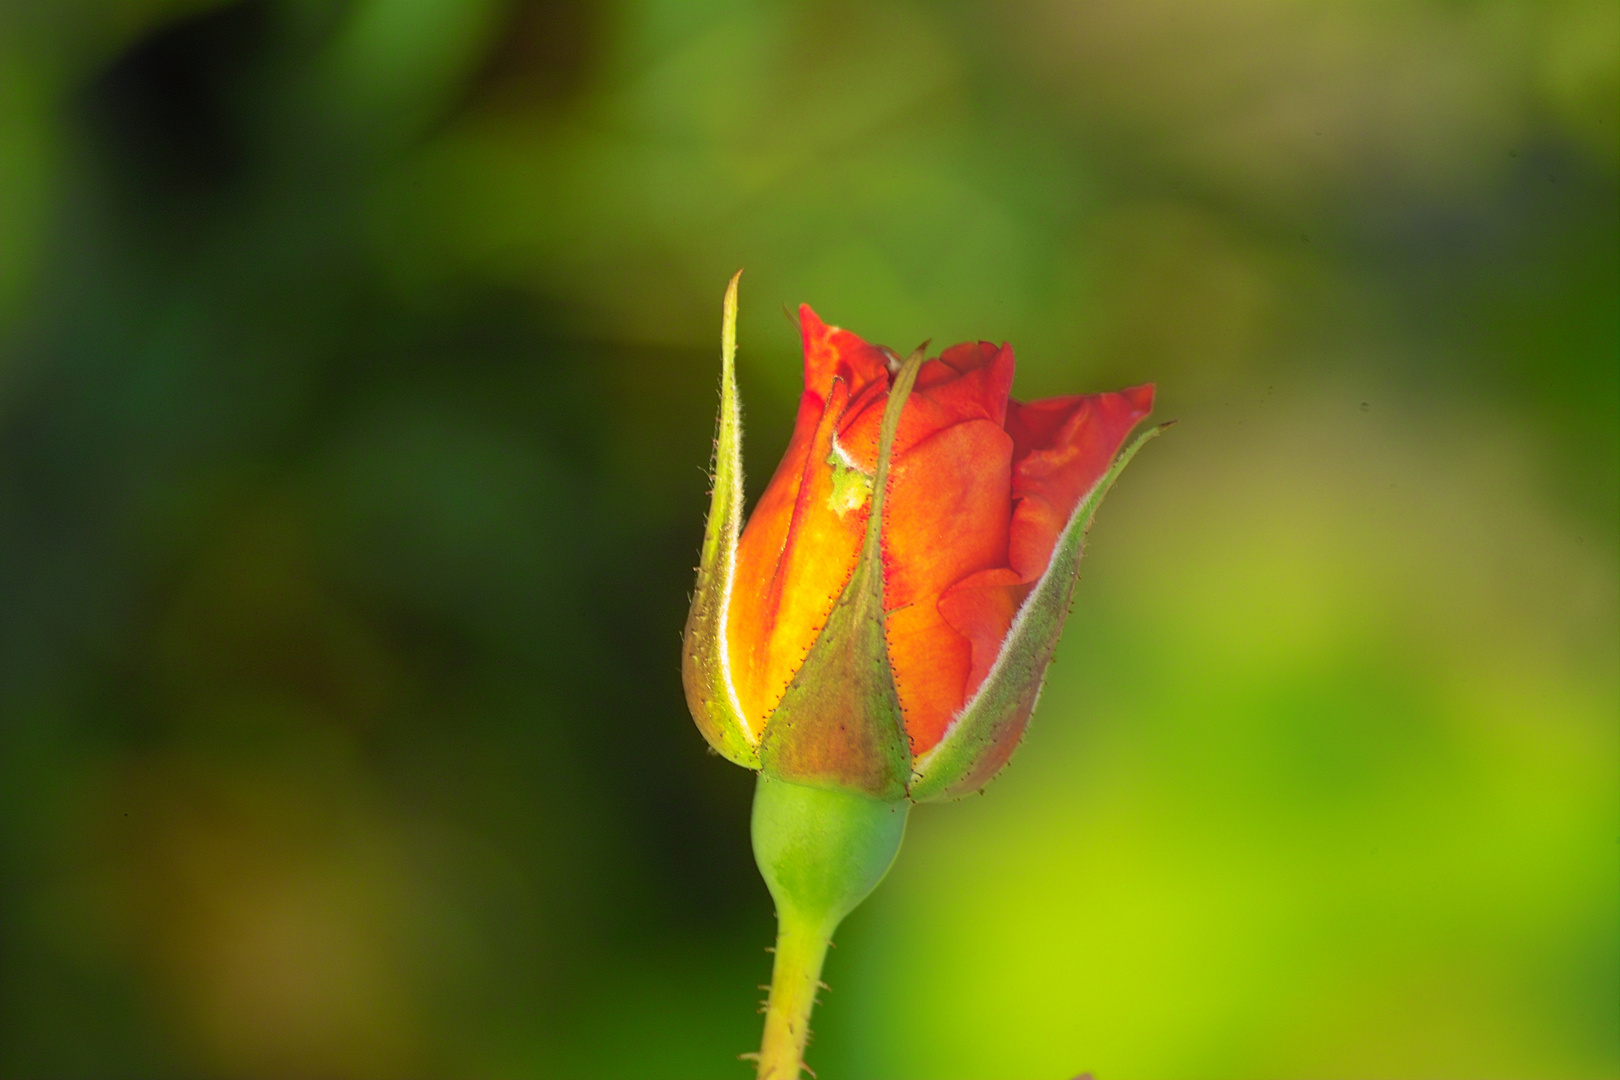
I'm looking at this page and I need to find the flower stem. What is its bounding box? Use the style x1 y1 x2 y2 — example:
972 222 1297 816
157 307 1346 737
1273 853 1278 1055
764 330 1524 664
749 775 909 1080
756 907 832 1079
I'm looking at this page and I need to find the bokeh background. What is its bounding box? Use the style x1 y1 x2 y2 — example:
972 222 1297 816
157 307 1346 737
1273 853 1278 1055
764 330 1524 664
0 0 1615 1077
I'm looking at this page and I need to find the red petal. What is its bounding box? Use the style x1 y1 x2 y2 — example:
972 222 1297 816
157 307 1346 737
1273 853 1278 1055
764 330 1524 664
868 341 1017 752
844 342 1018 754
882 418 1015 754
929 384 1154 753
1003 384 1155 581
798 305 892 410
837 341 1015 469
734 309 1150 765
934 565 1027 716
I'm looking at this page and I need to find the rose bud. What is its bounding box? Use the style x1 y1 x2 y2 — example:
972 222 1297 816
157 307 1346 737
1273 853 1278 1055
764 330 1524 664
683 273 1161 1079
684 273 1159 802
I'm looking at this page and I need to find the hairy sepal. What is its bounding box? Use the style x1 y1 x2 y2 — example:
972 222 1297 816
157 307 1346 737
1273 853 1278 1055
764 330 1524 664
682 270 759 768
758 350 925 801
909 422 1168 801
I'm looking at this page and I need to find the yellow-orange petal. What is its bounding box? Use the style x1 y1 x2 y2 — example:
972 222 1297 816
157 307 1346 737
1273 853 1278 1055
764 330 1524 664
727 311 894 735
729 378 867 734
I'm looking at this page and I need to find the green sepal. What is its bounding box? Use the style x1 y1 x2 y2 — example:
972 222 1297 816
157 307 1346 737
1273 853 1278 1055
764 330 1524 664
908 421 1169 802
758 349 925 801
682 270 760 769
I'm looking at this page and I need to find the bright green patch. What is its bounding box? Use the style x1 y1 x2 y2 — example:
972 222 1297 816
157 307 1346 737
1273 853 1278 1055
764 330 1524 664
825 445 872 517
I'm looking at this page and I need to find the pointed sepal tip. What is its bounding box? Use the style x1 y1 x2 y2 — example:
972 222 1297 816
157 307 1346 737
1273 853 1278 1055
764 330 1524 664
682 270 760 768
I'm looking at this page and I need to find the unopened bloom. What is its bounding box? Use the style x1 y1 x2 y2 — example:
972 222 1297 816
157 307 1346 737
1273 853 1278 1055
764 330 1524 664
686 274 1160 1079
684 275 1158 802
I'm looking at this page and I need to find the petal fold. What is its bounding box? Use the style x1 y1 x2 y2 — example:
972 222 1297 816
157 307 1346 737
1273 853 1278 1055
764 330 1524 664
911 415 1165 800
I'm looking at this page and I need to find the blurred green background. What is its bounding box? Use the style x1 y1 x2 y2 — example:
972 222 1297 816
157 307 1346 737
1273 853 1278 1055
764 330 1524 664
0 0 1614 1077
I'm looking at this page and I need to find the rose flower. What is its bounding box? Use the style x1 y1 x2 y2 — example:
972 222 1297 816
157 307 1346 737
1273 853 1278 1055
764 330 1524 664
682 274 1160 1079
685 280 1157 802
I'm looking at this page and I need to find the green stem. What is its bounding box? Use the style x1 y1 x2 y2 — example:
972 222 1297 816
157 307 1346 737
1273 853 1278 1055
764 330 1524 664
757 907 833 1079
750 775 909 1080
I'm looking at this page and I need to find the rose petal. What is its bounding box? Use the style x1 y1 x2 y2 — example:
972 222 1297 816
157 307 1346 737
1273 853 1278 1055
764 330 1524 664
1004 385 1155 581
799 305 891 409
931 384 1155 748
882 418 1014 754
836 341 1015 469
727 311 892 735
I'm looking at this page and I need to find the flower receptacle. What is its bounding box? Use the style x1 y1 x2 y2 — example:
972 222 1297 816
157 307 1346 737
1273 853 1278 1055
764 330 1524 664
750 774 909 1078
752 773 909 932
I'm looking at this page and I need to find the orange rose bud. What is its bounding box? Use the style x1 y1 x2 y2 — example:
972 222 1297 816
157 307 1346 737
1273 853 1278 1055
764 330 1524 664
683 273 1161 802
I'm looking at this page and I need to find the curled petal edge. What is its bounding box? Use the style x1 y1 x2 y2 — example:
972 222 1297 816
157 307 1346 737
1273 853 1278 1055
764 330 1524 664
908 420 1170 802
682 270 760 768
